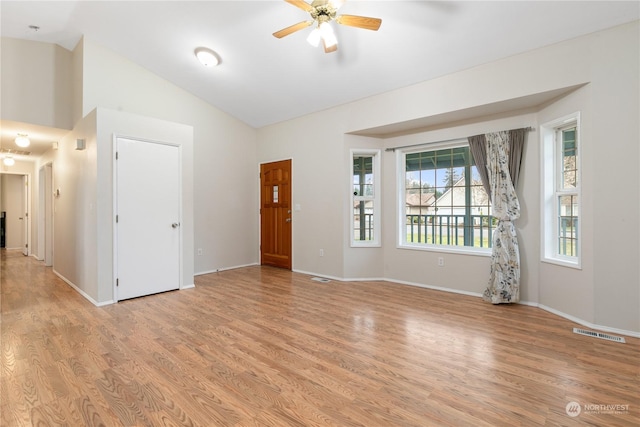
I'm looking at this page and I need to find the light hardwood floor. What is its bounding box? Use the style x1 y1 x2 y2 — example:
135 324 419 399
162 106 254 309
1 249 639 426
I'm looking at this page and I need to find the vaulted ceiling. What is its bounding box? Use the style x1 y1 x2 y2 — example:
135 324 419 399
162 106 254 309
1 1 638 156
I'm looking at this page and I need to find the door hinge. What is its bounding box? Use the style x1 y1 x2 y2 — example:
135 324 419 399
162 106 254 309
116 215 119 223
25 243 28 248
116 278 119 287
115 152 119 160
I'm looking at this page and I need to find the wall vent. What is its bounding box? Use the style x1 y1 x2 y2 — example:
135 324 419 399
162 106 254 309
311 277 331 283
573 328 625 343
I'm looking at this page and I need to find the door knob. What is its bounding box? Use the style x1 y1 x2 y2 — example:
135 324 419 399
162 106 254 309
171 222 180 228
285 218 291 222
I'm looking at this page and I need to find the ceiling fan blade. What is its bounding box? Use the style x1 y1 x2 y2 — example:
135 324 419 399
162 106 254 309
273 21 313 38
284 0 314 13
335 14 382 31
323 39 338 53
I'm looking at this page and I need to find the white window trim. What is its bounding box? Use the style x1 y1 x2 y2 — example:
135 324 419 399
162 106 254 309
541 112 582 269
350 149 381 247
396 140 491 256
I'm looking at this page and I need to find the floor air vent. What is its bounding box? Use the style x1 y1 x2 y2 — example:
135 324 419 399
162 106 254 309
311 277 331 283
573 328 625 343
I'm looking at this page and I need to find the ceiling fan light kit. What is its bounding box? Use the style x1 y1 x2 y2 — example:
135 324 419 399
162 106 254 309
274 0 381 53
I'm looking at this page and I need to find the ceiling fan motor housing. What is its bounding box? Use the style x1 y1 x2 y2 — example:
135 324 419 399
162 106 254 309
310 4 337 22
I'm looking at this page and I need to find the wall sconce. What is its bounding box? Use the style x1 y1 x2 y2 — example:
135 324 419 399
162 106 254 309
52 141 59 150
76 139 86 150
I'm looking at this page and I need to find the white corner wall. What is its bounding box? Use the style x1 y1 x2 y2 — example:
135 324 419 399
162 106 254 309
95 107 194 303
80 38 258 275
46 109 99 302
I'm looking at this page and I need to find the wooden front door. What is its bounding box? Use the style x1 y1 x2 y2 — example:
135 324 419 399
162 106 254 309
260 159 292 270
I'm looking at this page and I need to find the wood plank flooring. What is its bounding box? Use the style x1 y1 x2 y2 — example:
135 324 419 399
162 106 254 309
1 249 639 426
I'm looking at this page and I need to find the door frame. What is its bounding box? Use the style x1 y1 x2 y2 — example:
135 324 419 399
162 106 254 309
258 158 293 270
112 134 184 302
0 171 31 255
38 162 53 265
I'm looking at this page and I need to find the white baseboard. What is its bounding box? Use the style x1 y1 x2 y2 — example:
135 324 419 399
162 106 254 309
181 283 196 289
182 266 640 338
53 269 114 307
536 303 640 339
195 262 259 276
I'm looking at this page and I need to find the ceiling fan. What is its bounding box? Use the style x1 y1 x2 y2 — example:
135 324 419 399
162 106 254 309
273 0 382 53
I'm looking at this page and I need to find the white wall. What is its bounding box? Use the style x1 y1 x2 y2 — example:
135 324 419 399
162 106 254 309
258 21 639 334
37 110 99 301
80 38 258 275
258 107 352 279
0 38 73 130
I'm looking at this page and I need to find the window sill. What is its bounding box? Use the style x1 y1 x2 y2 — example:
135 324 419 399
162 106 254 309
351 242 381 248
398 243 491 257
542 256 582 270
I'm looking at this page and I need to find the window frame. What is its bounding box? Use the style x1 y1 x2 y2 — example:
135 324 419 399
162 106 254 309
541 112 582 268
350 149 381 247
396 140 492 256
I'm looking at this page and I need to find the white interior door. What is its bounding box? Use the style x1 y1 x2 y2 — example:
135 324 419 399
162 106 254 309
116 137 181 301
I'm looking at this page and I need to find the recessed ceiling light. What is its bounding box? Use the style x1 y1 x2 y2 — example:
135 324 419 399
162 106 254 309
194 47 219 67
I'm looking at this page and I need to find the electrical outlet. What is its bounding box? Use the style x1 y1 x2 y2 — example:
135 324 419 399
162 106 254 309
438 257 444 267
197 248 203 256
319 249 324 257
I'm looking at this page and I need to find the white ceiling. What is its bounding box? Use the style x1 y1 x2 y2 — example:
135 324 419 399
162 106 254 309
1 1 639 158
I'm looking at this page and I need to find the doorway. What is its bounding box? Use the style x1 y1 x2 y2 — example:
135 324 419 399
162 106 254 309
260 159 292 270
0 173 29 255
115 137 182 301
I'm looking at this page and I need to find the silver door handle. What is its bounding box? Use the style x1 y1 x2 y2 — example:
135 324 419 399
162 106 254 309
285 218 291 222
172 222 180 228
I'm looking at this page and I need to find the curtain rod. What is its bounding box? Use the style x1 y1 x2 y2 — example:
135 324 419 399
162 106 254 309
385 126 535 152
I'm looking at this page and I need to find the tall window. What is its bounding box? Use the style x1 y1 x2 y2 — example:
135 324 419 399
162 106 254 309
351 150 380 246
400 142 493 252
542 113 581 267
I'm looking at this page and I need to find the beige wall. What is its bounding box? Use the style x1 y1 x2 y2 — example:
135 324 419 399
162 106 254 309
1 38 73 130
258 21 639 334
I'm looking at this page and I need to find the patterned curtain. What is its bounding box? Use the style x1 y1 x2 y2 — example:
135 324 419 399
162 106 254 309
469 129 526 303
483 131 521 303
